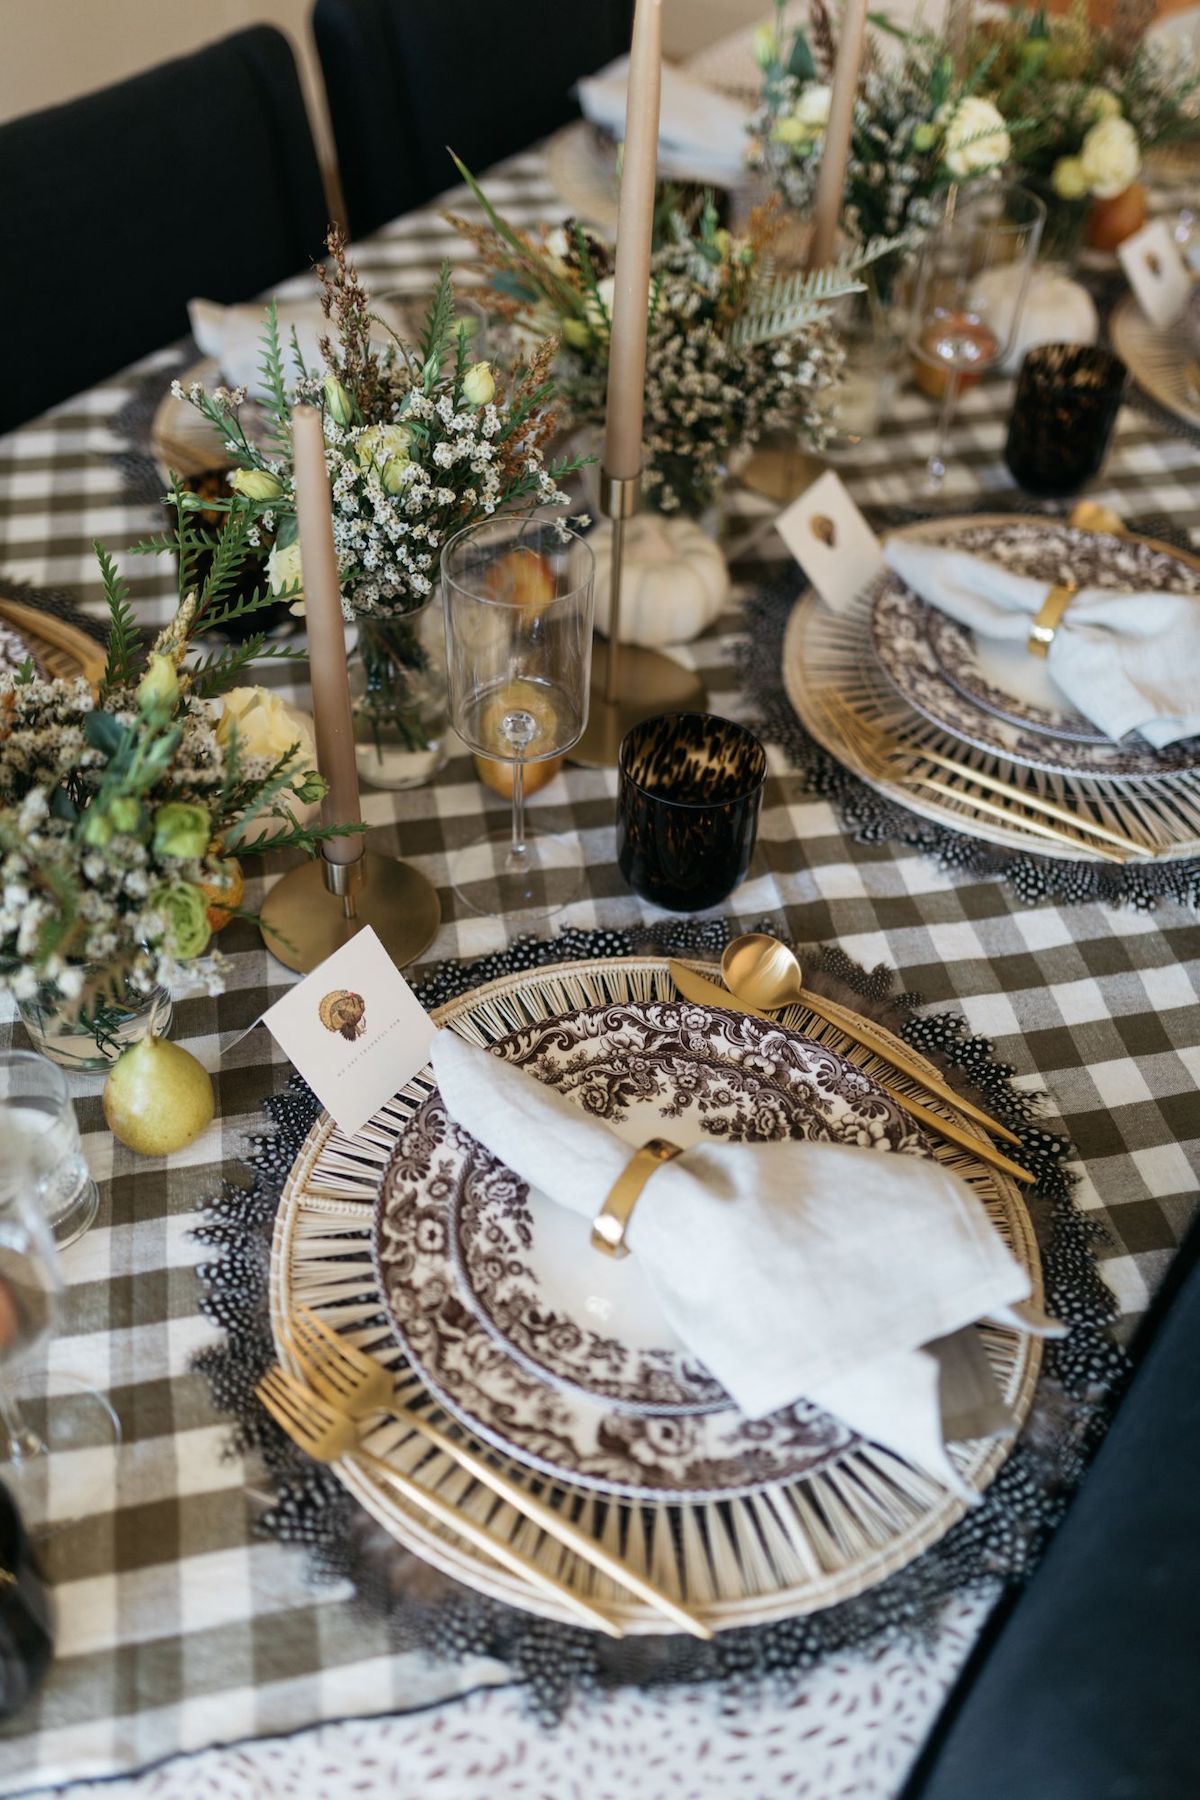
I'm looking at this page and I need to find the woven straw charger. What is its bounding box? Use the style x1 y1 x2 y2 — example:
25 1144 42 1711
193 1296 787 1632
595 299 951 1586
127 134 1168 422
268 957 1042 1633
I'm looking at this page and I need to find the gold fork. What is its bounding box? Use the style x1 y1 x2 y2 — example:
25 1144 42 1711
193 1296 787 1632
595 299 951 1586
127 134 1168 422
823 692 1147 863
278 1315 713 1642
257 1364 624 1638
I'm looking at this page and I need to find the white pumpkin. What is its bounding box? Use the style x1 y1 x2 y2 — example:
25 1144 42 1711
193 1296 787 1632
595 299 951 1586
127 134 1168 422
974 266 1099 376
589 513 731 647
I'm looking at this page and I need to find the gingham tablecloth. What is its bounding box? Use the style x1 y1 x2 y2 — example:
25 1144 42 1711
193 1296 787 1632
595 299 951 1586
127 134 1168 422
1 153 1198 1800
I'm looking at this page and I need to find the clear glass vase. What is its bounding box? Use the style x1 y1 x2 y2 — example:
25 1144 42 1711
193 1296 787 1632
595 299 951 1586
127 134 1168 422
17 974 173 1074
349 596 449 790
823 276 907 452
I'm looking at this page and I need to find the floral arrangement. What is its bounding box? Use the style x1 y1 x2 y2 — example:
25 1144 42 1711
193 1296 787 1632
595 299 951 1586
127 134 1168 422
749 0 1012 293
0 497 358 1041
179 229 585 623
449 161 888 516
974 2 1200 241
176 229 586 768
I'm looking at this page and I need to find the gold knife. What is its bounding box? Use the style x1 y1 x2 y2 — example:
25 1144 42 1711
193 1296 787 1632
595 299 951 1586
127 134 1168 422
667 961 1035 1188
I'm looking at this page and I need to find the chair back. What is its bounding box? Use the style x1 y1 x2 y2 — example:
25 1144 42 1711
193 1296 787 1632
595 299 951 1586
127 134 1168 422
0 26 327 433
313 0 633 238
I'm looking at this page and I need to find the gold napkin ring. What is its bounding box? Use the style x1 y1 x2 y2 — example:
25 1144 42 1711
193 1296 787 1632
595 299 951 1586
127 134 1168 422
591 1138 682 1259
1027 582 1077 658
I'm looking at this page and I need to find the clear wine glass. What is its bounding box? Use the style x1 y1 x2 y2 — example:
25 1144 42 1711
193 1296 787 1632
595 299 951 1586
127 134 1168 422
0 1122 120 1533
908 183 1046 493
442 512 594 916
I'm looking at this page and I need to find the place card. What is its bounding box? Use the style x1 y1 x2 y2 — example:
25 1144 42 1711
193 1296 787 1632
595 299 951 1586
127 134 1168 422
259 927 436 1135
775 470 885 615
1118 219 1192 329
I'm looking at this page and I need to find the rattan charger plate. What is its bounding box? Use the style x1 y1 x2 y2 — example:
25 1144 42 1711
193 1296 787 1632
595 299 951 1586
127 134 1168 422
268 957 1042 1634
783 516 1200 864
1110 293 1200 437
0 596 104 686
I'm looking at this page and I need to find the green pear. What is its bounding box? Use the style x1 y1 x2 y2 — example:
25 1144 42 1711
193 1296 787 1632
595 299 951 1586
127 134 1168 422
102 1036 214 1156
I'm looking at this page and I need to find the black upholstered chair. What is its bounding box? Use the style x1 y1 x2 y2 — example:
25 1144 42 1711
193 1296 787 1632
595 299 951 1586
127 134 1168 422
0 27 328 434
313 0 634 239
904 1217 1200 1800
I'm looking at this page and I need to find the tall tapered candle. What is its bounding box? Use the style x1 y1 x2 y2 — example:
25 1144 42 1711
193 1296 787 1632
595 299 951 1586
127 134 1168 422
603 0 663 481
291 403 363 865
808 0 868 270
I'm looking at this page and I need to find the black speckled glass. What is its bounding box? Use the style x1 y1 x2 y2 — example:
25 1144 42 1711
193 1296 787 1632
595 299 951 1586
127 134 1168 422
1004 343 1127 498
617 713 767 913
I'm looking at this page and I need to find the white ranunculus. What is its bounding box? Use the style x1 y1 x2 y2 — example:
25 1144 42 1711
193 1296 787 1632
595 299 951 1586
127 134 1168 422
1079 115 1140 199
941 96 1011 179
266 538 304 616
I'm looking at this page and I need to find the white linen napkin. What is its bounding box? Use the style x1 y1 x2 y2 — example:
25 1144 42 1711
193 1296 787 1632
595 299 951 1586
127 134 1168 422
575 56 749 186
431 1030 1040 1494
188 297 327 399
885 537 1200 748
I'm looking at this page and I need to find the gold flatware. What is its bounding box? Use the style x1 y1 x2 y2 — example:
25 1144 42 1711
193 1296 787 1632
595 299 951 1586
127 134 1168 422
823 693 1146 862
256 1365 624 1639
668 960 1035 1188
281 1312 713 1642
721 935 1023 1148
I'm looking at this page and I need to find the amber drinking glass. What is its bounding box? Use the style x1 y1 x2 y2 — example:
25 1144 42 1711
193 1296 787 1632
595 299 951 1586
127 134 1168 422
617 713 767 913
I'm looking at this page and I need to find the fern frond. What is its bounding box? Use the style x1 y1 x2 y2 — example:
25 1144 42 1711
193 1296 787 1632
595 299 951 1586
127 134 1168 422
257 300 292 451
418 263 456 378
95 542 142 696
730 239 902 349
236 819 367 858
186 637 307 700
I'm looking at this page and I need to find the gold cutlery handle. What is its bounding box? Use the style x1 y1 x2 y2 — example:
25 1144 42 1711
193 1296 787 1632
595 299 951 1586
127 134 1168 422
387 1407 713 1641
796 988 1022 1147
920 749 1148 856
919 775 1129 865
352 1444 625 1637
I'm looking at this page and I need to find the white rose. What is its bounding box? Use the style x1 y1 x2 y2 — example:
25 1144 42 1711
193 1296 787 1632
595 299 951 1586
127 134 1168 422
1083 87 1121 123
216 691 319 839
1052 155 1089 201
461 361 496 406
794 83 832 131
941 96 1011 179
544 226 571 265
217 687 315 763
355 423 414 497
1079 115 1140 200
266 538 304 616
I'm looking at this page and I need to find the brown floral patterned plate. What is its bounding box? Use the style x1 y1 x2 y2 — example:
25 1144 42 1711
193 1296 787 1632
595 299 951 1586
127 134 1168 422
374 999 933 1502
871 521 1200 778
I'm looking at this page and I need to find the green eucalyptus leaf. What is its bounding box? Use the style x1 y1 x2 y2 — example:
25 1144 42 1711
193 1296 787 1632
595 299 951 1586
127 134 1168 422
83 712 130 759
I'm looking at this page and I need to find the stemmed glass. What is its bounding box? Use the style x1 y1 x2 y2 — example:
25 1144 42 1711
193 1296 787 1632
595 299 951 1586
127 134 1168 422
908 183 1046 493
442 512 594 916
0 1122 120 1532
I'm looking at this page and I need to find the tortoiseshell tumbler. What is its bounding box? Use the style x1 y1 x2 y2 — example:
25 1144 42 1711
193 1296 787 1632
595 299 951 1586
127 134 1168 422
1004 343 1126 498
617 713 767 912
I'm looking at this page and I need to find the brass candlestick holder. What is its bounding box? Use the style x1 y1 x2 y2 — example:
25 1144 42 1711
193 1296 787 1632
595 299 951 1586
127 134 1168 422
259 847 441 974
572 469 707 768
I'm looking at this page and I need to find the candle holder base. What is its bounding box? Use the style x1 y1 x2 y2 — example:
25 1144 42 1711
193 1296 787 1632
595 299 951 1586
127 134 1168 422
259 852 440 974
571 644 708 768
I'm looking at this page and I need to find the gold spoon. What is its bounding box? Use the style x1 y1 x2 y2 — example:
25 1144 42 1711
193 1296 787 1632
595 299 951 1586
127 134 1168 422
721 934 1022 1150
